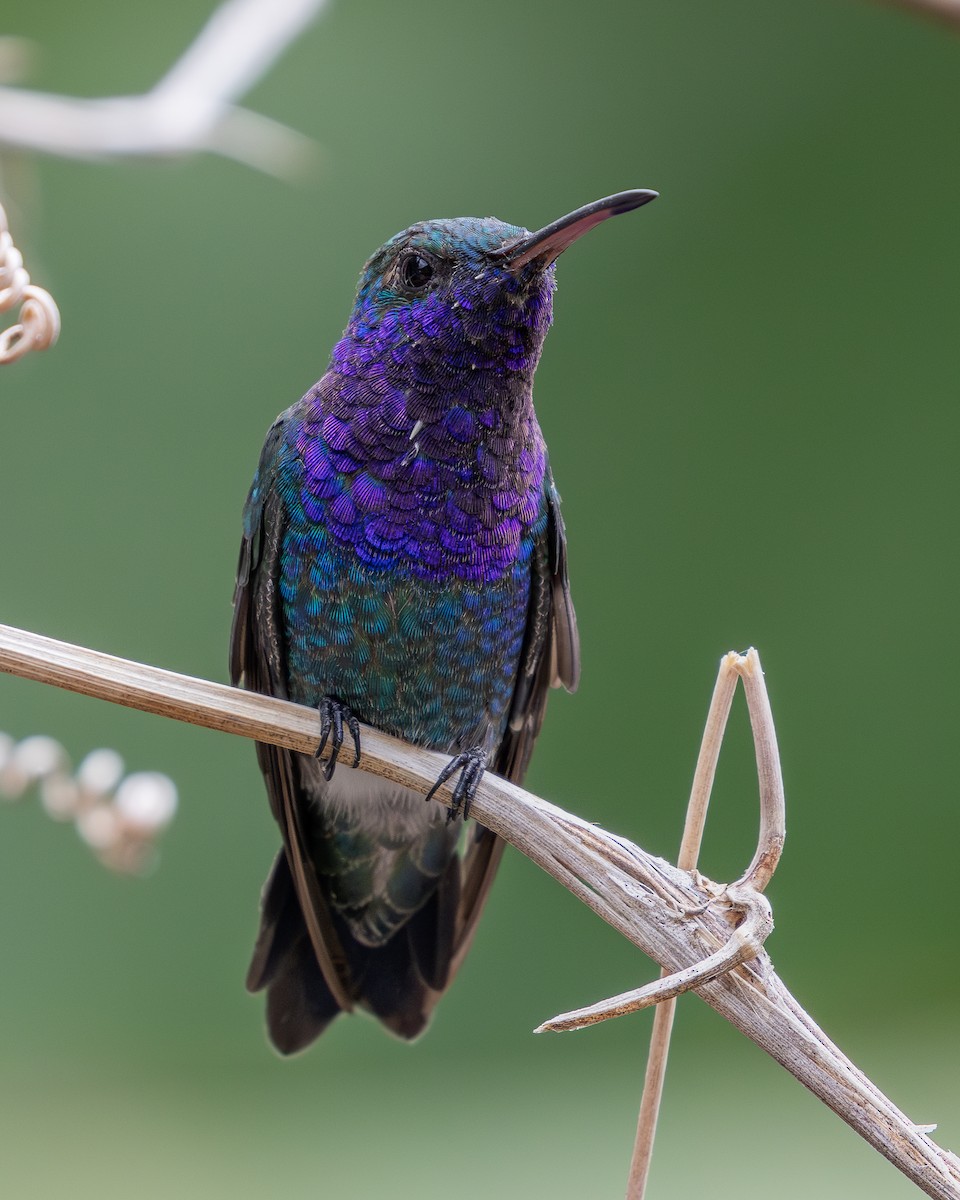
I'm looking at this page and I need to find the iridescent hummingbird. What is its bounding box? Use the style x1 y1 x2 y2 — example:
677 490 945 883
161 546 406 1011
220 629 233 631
231 189 657 1053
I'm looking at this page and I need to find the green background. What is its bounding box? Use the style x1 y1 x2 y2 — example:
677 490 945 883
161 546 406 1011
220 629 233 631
2 1 958 1195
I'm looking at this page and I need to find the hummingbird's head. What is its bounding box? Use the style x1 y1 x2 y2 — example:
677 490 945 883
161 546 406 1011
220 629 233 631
348 216 556 383
334 191 658 408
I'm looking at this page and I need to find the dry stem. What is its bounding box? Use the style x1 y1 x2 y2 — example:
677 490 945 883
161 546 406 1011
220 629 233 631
0 621 957 1198
628 651 753 1197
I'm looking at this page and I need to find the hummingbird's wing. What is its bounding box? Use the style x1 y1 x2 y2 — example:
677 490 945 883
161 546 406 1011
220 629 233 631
442 471 580 984
230 415 357 1027
501 469 580 777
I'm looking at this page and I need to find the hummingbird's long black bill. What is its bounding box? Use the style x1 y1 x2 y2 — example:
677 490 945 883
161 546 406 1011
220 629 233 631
495 189 658 271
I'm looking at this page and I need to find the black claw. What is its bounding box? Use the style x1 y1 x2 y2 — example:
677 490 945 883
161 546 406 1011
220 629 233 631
425 746 486 821
424 758 458 800
325 704 344 780
314 698 362 779
316 711 331 759
347 715 362 768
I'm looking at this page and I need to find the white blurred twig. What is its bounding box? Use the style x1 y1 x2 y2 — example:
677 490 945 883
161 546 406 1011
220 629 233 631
0 0 328 176
0 621 957 1198
879 0 960 29
0 730 177 873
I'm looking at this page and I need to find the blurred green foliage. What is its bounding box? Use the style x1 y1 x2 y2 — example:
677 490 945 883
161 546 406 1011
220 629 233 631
2 0 958 1195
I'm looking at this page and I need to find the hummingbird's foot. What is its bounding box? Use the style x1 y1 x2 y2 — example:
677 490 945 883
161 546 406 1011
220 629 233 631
424 745 486 822
315 697 362 781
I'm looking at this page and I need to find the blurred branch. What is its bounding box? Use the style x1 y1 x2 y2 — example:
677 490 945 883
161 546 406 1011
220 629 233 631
0 0 328 177
879 0 960 29
0 620 958 1198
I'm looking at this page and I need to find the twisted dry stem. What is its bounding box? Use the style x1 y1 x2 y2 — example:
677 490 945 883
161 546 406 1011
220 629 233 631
537 649 782 1043
0 201 60 364
537 883 774 1035
0 621 957 1198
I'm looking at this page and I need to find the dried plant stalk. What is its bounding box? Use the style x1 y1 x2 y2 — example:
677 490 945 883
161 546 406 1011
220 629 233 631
628 651 746 1198
0 620 957 1199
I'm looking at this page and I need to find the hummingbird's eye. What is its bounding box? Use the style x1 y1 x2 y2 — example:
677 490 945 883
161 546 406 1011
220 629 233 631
398 251 435 292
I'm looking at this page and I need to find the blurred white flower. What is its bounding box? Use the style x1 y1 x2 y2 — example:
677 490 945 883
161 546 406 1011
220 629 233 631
0 731 176 874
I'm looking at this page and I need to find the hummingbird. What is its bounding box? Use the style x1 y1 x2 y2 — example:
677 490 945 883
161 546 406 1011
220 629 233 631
231 189 657 1053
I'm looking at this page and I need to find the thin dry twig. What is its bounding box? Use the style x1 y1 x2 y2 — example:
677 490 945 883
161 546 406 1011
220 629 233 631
0 0 327 176
548 649 784 1192
0 621 957 1199
627 651 748 1198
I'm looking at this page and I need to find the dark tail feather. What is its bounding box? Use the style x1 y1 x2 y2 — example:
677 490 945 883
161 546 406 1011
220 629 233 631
246 852 298 993
246 853 343 1054
406 853 459 993
247 852 463 1052
264 928 343 1054
358 854 460 1039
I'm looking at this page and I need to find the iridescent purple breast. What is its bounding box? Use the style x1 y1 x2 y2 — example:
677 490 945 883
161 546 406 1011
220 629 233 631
294 381 545 586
